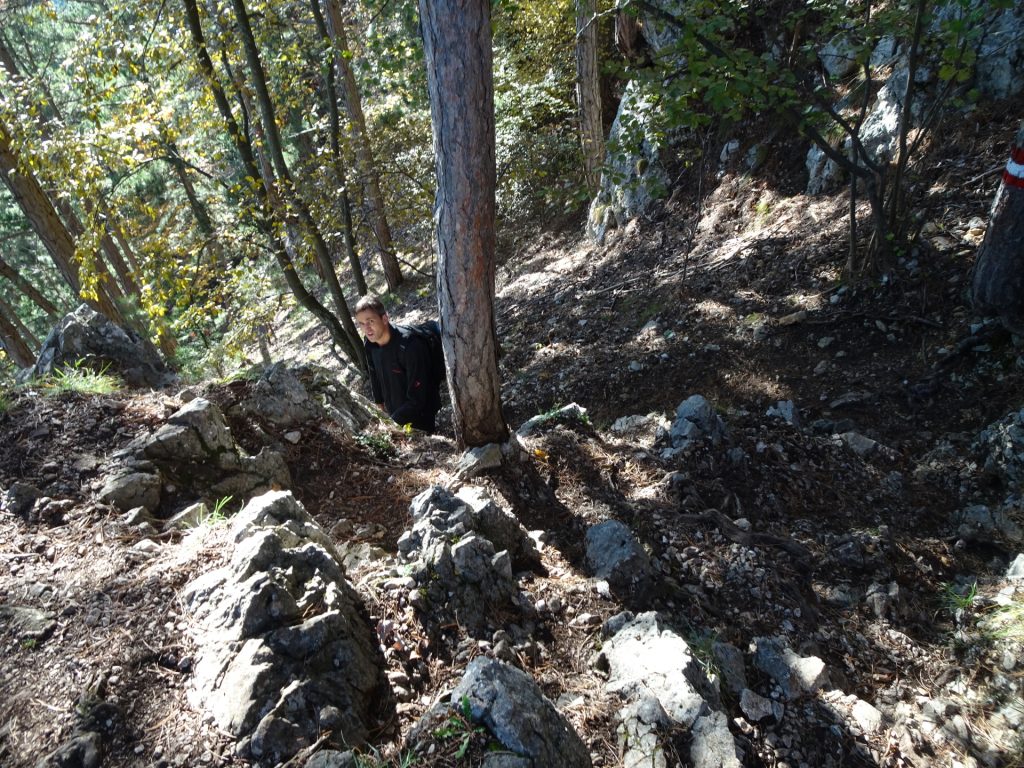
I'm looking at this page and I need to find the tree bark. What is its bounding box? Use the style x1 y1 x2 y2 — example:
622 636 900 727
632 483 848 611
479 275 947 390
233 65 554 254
0 121 123 324
0 36 139 301
228 0 365 366
0 254 61 319
575 0 603 195
322 0 403 291
310 0 368 296
0 297 35 368
0 293 39 349
420 0 508 447
970 122 1024 333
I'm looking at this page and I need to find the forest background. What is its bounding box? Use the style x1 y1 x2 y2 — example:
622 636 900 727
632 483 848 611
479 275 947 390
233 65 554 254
0 0 1018 426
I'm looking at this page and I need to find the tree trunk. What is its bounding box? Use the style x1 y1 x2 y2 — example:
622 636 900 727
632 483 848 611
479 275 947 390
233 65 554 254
0 254 61 318
0 298 35 368
1 36 139 302
322 0 403 291
420 0 508 448
310 0 368 296
575 0 603 195
228 0 365 365
0 293 39 349
0 121 124 324
970 122 1024 333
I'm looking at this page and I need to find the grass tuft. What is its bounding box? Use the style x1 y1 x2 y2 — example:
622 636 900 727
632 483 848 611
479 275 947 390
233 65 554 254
39 360 122 396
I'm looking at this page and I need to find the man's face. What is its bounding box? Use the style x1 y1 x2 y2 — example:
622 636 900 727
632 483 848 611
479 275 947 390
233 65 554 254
355 310 391 344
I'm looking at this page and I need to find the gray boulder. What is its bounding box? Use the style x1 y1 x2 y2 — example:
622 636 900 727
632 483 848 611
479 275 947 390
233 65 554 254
585 520 654 596
819 33 859 79
598 612 739 767
975 407 1024 493
587 82 670 244
26 304 174 389
97 471 162 514
599 612 716 727
959 1 1024 98
670 395 727 449
954 504 1024 544
36 730 104 768
2 482 43 517
691 711 742 768
304 751 356 768
230 364 377 434
182 491 386 765
449 657 591 768
398 486 537 637
143 398 290 499
752 637 830 698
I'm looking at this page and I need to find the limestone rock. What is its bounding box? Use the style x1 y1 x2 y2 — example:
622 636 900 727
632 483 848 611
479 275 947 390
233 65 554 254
398 486 536 637
0 605 57 643
36 730 104 768
2 482 43 517
740 689 783 722
671 395 727 449
27 304 174 389
753 637 830 698
598 612 716 726
585 520 654 596
97 471 162 514
449 657 591 768
142 398 290 501
182 491 386 765
691 711 742 768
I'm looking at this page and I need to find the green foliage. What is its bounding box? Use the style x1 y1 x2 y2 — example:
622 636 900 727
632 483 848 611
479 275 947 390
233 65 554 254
203 495 235 525
432 696 488 760
356 430 398 460
685 629 721 685
943 580 978 616
605 0 1006 269
532 403 592 428
37 359 122 396
492 0 588 225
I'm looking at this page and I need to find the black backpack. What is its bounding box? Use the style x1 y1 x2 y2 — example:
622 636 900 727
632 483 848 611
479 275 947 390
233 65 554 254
400 321 446 387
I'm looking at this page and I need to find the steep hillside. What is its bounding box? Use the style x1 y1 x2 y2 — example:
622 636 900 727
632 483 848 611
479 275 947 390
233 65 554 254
1 103 1022 768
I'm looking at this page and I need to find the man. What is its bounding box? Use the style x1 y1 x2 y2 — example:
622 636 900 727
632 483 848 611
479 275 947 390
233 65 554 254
354 295 442 433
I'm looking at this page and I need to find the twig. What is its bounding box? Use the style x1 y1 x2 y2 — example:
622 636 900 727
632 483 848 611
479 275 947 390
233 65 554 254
677 508 813 572
965 164 1005 186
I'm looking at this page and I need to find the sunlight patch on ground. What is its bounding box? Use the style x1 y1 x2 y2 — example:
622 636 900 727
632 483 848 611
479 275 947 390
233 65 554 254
695 299 736 321
783 291 826 311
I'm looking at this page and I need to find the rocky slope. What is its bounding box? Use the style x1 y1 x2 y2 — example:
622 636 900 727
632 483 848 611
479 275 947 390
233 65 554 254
1 105 1023 768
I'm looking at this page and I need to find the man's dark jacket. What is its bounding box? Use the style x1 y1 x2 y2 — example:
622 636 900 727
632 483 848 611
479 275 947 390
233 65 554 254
364 325 441 432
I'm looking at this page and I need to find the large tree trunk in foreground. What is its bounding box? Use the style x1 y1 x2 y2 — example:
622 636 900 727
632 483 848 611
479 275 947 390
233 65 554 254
323 0 403 292
971 122 1024 333
420 0 508 448
575 0 603 195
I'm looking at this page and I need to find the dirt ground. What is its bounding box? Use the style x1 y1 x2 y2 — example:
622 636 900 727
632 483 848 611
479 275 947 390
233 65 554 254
1 101 1022 767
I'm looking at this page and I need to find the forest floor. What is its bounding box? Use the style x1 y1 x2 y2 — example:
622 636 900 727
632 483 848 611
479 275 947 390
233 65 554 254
1 101 1023 768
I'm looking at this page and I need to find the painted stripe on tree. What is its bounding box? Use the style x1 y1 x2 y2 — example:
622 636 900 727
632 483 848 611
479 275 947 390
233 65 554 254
1004 145 1024 189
